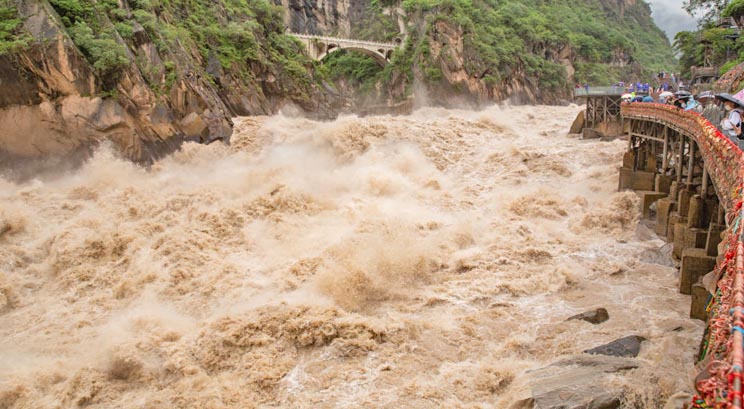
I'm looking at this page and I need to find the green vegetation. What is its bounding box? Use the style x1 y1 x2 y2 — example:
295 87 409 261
684 0 729 22
37 0 317 98
0 0 30 55
320 50 385 96
10 0 677 103
106 0 312 89
351 0 399 42
463 0 672 84
326 0 675 101
48 0 129 79
674 0 744 79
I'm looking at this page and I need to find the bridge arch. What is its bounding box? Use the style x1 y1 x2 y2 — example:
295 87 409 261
318 46 388 67
619 104 744 407
289 33 399 66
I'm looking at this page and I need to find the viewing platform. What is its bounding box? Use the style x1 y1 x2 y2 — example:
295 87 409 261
573 86 628 97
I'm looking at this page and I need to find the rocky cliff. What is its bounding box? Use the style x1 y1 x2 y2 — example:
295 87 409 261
284 0 674 107
0 0 335 174
0 0 674 171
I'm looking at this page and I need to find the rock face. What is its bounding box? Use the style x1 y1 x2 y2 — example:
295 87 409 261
279 0 671 108
1 0 335 172
1 0 233 169
276 0 403 38
275 0 354 35
510 355 638 409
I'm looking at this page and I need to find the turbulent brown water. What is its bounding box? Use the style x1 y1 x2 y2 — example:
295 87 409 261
0 105 703 408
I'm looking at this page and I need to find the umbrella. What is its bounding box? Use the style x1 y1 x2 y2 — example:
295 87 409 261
716 93 744 107
675 90 692 97
659 91 674 98
696 91 715 100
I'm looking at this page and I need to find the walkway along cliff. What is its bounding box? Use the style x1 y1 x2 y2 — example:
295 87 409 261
620 103 744 408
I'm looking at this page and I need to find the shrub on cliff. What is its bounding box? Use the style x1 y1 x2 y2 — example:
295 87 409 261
325 0 674 103
67 21 128 77
0 0 30 55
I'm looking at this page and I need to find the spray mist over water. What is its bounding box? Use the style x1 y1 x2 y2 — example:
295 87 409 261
0 105 702 407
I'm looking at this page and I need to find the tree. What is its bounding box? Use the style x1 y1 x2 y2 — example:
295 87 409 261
684 0 729 23
723 0 744 20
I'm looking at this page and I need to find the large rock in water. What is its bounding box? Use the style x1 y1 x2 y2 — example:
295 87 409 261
567 308 609 324
569 111 585 134
584 335 646 358
509 355 638 409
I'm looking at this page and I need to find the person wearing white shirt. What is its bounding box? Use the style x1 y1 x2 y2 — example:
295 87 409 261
721 100 743 148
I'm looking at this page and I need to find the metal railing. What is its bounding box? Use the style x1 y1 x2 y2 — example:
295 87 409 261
622 104 744 409
573 86 629 97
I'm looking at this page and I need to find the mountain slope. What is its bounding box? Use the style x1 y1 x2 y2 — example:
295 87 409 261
0 0 335 171
289 0 676 104
0 0 674 168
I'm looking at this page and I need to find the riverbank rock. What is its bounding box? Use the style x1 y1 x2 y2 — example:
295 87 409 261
584 335 646 358
509 355 638 409
582 128 604 139
567 308 609 324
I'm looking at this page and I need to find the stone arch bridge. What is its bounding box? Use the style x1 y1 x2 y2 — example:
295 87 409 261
289 33 400 66
619 104 744 408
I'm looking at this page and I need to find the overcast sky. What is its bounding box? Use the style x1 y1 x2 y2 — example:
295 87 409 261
646 0 699 41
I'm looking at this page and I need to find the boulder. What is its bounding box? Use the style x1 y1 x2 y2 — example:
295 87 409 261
567 308 609 324
180 112 208 139
509 355 638 409
569 110 585 134
584 335 646 358
582 128 604 139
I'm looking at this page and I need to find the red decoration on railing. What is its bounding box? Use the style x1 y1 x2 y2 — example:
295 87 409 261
622 103 744 409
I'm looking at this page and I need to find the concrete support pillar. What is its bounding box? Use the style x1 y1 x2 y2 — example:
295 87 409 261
677 188 694 219
688 195 705 229
618 168 655 191
691 282 709 321
679 248 717 294
644 146 658 172
706 223 725 257
669 181 680 203
639 191 667 218
703 198 719 230
655 174 672 194
655 198 677 239
622 151 634 169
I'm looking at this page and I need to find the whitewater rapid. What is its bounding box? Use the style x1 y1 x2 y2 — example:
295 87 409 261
0 105 702 408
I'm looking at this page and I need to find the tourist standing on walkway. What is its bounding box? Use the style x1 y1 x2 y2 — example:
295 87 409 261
721 100 743 147
700 93 723 127
685 96 701 112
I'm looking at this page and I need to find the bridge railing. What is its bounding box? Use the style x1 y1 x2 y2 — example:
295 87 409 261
622 103 744 409
574 86 629 97
288 32 398 48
